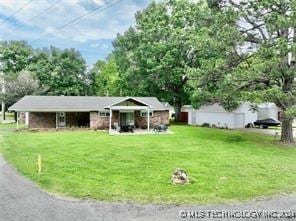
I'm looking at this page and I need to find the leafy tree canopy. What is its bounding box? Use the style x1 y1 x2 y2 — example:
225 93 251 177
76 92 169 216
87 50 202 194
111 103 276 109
30 46 89 96
0 41 33 75
113 0 223 120
190 0 296 142
0 71 42 107
89 55 120 96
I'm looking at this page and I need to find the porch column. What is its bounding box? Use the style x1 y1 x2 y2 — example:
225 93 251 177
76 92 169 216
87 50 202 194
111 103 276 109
147 108 150 131
109 109 112 134
55 112 58 129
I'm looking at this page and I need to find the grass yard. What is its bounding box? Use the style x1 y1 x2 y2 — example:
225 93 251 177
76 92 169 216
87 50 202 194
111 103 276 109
0 112 15 122
1 124 296 204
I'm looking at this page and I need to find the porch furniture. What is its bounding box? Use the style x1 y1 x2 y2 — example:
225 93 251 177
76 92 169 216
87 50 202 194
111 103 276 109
112 122 120 131
120 125 134 133
153 124 168 132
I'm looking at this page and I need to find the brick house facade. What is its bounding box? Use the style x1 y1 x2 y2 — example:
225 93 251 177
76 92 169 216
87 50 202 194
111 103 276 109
11 96 170 132
28 110 169 130
89 110 169 130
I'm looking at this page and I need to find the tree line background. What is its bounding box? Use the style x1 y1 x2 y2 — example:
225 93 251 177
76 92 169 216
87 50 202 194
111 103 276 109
0 0 295 143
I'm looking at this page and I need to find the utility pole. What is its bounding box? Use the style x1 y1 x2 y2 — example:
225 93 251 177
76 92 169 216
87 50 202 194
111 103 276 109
1 72 6 121
0 62 5 122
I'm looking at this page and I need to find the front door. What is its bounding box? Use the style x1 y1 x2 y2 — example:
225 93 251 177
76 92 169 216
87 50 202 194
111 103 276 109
120 112 134 126
57 112 66 127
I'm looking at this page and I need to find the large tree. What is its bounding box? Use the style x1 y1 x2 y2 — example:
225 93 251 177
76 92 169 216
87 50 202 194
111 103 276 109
0 41 34 120
0 70 42 108
0 41 33 74
191 0 295 143
113 0 216 121
89 55 120 96
30 46 89 96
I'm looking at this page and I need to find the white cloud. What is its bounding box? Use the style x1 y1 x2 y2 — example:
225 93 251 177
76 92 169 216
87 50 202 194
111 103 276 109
78 0 105 11
101 43 109 48
0 0 144 42
0 0 155 64
90 43 100 48
90 42 109 48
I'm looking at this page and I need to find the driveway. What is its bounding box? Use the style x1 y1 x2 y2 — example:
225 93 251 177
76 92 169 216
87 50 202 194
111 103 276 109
1 155 296 221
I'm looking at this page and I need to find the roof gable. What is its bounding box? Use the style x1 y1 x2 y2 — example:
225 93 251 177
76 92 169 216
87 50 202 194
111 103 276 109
105 97 152 108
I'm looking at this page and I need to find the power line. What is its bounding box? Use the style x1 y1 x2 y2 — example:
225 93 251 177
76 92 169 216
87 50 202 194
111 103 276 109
25 0 59 24
0 0 34 27
32 0 122 44
30 0 122 44
5 0 59 38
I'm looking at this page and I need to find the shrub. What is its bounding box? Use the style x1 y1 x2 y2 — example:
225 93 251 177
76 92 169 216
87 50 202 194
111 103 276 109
201 123 210 128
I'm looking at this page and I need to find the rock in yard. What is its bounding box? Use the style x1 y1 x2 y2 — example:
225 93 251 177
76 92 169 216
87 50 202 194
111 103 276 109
171 168 189 185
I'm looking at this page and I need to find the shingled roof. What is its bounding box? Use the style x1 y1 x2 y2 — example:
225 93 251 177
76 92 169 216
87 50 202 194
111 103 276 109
8 96 168 111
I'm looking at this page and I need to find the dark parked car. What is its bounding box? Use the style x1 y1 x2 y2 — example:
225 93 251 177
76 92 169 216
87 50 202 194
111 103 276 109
254 118 281 129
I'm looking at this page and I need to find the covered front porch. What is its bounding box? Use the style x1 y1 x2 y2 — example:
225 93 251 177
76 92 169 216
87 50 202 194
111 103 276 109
15 111 90 130
108 106 152 134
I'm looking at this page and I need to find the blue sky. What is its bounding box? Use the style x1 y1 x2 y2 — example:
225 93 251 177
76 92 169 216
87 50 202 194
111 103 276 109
0 0 155 67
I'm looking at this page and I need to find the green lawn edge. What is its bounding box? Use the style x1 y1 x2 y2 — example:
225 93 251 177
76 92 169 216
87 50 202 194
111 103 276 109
1 123 296 205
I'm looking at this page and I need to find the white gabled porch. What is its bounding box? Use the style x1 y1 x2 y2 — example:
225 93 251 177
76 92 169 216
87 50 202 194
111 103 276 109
108 106 151 134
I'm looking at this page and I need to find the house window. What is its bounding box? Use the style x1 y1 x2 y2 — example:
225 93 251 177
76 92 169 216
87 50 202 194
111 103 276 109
140 110 153 117
98 111 110 117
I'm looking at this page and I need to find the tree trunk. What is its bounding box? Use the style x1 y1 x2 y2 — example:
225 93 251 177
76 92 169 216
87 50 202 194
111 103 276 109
174 103 182 122
281 114 294 143
1 101 5 121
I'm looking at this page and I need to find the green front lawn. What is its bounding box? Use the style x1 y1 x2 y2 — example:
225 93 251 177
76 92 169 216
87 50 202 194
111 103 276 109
1 124 296 204
0 112 14 118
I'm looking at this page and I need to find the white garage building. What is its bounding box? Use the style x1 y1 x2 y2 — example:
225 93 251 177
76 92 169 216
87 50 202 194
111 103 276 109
257 103 279 120
185 103 258 129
